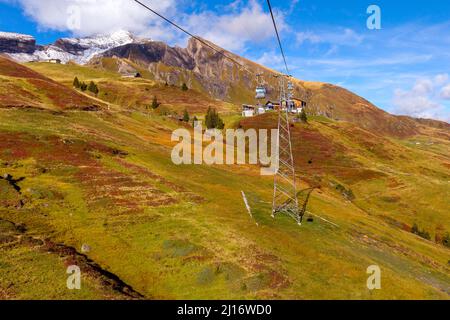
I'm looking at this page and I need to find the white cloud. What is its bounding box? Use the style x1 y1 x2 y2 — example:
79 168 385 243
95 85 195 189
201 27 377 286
441 84 450 100
412 78 434 95
3 0 176 37
392 75 450 121
434 73 449 86
296 31 321 44
183 0 286 51
255 51 284 69
3 0 282 52
296 28 363 47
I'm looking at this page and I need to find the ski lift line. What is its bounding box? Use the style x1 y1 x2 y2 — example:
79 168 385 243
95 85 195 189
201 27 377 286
266 0 290 75
132 0 244 68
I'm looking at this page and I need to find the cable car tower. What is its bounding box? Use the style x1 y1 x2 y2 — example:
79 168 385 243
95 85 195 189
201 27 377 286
271 75 306 225
264 0 312 225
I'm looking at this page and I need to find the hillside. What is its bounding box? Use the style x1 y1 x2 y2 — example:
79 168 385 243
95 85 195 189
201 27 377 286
0 56 103 111
0 60 449 299
2 30 448 136
92 37 449 138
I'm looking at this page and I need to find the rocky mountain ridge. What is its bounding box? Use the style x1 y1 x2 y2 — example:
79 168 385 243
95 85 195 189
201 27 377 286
1 30 144 64
1 30 448 135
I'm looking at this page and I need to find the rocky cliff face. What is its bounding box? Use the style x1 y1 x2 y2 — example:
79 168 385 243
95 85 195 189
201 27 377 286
102 41 195 70
98 37 266 101
53 38 88 55
0 32 36 54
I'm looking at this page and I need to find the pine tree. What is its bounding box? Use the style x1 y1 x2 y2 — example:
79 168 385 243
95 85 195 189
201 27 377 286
151 96 160 109
73 77 80 88
411 223 419 234
183 109 190 122
443 232 450 248
181 83 188 91
88 81 97 94
205 107 213 129
217 117 225 129
80 82 88 91
192 115 198 127
205 107 224 129
300 108 308 123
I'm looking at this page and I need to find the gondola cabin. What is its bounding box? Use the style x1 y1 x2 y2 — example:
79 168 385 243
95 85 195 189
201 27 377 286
255 86 266 99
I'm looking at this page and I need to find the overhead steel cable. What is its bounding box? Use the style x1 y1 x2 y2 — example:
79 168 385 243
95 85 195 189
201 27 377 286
266 0 290 75
132 0 244 67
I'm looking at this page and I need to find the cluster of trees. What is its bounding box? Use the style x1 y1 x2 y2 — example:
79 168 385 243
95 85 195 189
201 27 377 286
411 223 450 247
73 77 99 95
205 107 224 129
434 225 450 247
411 223 431 240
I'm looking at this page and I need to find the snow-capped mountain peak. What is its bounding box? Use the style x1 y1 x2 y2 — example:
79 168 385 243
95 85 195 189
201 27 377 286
2 30 150 64
59 30 136 50
0 31 35 41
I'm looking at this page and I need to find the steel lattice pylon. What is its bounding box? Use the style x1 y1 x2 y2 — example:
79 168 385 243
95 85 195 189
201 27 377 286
271 76 303 225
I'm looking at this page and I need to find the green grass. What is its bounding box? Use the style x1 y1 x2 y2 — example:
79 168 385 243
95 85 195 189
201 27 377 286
0 62 449 300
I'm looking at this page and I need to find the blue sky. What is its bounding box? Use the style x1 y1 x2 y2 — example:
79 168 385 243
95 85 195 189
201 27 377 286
1 0 449 121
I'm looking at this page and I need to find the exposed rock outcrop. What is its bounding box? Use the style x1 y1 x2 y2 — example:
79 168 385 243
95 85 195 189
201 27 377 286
0 32 36 54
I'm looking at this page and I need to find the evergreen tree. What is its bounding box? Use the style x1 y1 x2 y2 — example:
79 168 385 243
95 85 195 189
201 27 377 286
411 223 419 234
443 232 450 248
73 77 80 88
80 82 88 91
183 109 190 122
217 117 225 129
151 96 160 109
419 229 431 240
300 108 308 123
205 107 212 129
205 107 224 129
181 83 188 91
192 115 198 127
88 81 98 95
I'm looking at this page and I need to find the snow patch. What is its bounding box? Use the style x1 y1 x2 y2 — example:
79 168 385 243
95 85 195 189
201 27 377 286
6 30 150 64
0 31 35 41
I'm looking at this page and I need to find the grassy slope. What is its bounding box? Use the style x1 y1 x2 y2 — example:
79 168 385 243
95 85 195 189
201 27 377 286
0 58 103 111
27 61 237 114
0 62 449 300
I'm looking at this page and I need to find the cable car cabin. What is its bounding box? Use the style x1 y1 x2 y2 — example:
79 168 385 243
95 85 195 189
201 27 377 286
255 86 267 99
